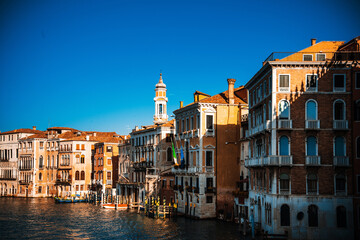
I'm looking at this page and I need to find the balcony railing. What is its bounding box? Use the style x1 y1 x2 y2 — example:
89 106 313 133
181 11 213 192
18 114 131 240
333 156 350 167
106 180 112 185
205 187 216 194
205 129 215 137
263 51 360 63
245 156 293 167
278 119 292 129
305 156 321 166
305 120 320 129
333 120 348 130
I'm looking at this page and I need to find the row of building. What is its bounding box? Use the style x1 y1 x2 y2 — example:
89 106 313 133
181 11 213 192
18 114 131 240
1 36 359 239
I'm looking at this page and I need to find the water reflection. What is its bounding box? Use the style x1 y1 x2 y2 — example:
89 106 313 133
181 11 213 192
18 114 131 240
0 198 244 239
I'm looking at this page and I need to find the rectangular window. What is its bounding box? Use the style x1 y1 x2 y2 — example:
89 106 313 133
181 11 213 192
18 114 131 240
162 179 166 188
206 115 213 130
316 53 326 61
186 118 189 131
107 172 111 180
356 72 360 89
306 74 318 91
303 54 313 61
81 144 85 150
205 151 213 166
206 196 213 203
190 116 194 130
176 120 179 133
181 119 185 132
206 177 213 188
333 74 345 92
196 115 200 129
76 144 80 150
107 146 112 152
357 175 360 193
279 75 290 92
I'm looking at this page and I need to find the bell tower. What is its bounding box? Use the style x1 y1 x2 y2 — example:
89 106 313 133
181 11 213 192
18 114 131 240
154 73 168 124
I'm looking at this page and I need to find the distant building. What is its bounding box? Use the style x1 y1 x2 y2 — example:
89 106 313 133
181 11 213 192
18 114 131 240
244 37 359 239
172 79 248 219
117 74 175 206
0 127 42 196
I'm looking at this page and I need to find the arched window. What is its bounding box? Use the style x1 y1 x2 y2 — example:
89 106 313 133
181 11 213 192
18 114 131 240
335 174 346 194
307 173 318 195
306 100 317 120
75 171 80 180
334 137 345 156
159 104 163 114
308 205 318 227
39 156 43 168
334 100 345 120
306 136 317 156
279 100 290 119
280 204 290 226
279 136 290 155
80 171 85 180
279 173 290 194
167 147 172 162
336 206 347 228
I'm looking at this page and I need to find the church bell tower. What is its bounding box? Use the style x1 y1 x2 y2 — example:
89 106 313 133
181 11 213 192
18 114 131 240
154 73 168 124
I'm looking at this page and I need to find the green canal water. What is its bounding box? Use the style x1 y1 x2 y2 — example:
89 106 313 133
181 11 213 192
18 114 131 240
0 198 247 239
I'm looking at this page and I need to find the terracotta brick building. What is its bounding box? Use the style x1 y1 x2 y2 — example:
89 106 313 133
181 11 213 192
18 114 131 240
172 79 248 219
244 37 359 239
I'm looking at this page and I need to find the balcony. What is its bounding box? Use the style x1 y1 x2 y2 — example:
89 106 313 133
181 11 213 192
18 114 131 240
333 156 350 167
187 166 202 174
305 156 321 166
171 166 187 174
333 120 348 130
106 180 112 185
19 180 32 185
278 119 292 129
191 129 199 138
205 166 214 173
245 156 293 168
205 129 215 137
146 168 159 178
305 120 320 130
205 187 216 194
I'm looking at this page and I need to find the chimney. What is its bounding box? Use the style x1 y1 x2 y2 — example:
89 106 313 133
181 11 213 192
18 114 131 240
311 38 316 46
93 132 96 136
227 78 236 105
86 135 89 141
180 101 183 108
32 126 36 130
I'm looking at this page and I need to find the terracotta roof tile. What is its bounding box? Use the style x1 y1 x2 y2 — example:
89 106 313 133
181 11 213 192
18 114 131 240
20 132 48 140
0 128 43 135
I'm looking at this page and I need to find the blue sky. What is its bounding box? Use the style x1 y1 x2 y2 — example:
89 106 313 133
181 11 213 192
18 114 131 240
0 0 359 134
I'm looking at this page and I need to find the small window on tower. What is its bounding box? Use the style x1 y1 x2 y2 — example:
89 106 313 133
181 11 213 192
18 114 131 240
159 104 163 114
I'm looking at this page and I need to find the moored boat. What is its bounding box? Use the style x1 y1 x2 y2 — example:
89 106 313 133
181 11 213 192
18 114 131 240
102 203 128 210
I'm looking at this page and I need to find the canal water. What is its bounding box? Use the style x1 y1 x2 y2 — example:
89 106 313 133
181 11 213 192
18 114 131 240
0 198 247 239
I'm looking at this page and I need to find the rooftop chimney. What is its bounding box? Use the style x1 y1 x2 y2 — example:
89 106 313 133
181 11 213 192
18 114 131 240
227 78 236 105
86 135 89 141
311 38 317 46
180 101 183 108
32 126 36 130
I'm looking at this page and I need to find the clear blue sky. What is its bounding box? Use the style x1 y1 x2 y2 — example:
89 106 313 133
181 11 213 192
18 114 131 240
0 0 359 134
